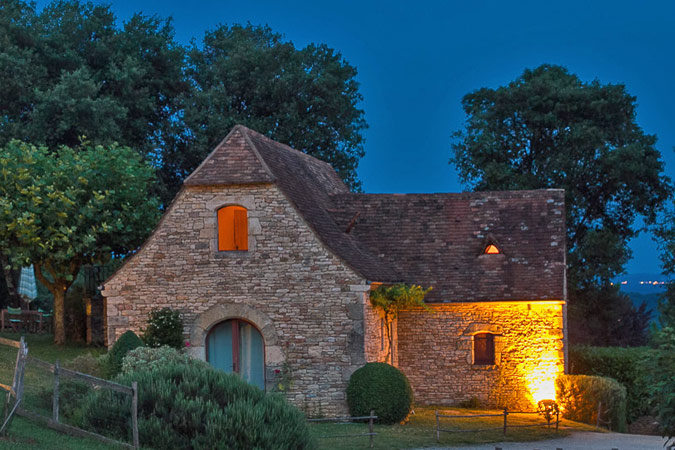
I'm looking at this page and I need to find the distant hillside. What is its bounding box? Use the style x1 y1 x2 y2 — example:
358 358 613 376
613 273 667 324
613 272 668 295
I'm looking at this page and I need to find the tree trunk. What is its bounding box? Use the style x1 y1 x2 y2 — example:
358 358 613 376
0 255 20 308
53 286 66 345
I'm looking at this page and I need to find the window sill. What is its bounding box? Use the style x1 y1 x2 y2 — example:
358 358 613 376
214 251 251 259
471 364 497 370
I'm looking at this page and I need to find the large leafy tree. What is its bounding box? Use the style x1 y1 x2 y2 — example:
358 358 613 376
159 24 367 200
0 0 186 305
451 65 671 345
0 141 160 344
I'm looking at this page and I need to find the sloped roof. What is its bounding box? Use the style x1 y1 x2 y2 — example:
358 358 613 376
186 125 401 282
184 125 566 302
329 192 566 302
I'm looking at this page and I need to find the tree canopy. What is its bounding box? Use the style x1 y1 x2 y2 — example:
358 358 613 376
159 24 367 200
0 1 369 308
451 65 672 345
0 141 160 344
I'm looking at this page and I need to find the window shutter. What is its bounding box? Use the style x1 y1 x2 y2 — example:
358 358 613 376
234 208 248 250
218 207 235 251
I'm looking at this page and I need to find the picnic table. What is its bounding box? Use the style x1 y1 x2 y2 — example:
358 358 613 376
1 308 46 333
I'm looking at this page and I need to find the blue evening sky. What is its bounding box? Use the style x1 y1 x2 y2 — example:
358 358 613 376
37 0 675 275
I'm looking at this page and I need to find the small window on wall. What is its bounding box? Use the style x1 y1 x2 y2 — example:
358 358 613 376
473 333 495 365
218 206 248 251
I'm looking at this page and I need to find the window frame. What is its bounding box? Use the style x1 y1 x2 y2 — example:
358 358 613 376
473 332 495 366
205 318 266 387
216 205 249 252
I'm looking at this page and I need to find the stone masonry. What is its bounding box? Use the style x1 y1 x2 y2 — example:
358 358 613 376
398 301 565 410
103 184 370 416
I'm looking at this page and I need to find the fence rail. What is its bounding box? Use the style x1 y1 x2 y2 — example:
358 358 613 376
435 408 560 442
308 410 377 448
0 336 139 448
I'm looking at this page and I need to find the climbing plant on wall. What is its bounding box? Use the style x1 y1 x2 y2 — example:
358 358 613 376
370 284 432 364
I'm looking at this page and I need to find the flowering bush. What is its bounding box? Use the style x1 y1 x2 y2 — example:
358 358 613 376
142 307 184 349
121 345 190 374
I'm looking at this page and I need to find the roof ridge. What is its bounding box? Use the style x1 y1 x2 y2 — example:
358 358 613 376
235 125 276 181
236 124 336 169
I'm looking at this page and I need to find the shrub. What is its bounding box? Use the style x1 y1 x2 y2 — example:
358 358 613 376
346 362 413 424
143 307 184 349
82 360 316 449
569 345 653 421
106 330 143 377
556 374 627 432
121 345 189 374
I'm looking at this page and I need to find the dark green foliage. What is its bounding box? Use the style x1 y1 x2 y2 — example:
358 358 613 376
347 362 413 424
142 307 184 349
568 285 652 347
452 64 671 345
106 331 143 377
82 359 316 449
166 23 368 201
569 345 653 422
556 374 627 432
645 326 675 445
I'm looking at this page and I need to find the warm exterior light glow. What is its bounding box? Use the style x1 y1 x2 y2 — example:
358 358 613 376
484 244 500 254
525 349 563 407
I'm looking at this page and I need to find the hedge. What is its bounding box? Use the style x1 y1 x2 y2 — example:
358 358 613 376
556 374 627 432
569 345 653 421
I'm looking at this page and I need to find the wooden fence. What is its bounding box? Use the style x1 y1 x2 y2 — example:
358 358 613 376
307 410 377 448
435 408 560 442
0 336 27 435
0 336 139 449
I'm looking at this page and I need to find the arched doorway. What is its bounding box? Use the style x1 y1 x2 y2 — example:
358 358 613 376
206 319 265 389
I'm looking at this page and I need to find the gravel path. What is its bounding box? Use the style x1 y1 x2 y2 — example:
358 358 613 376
416 431 670 450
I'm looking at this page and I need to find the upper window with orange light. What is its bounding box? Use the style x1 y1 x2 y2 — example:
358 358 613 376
484 244 500 254
217 206 248 251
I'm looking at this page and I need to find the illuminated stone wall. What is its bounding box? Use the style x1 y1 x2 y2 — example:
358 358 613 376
397 301 565 411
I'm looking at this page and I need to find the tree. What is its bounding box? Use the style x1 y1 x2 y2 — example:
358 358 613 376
370 284 432 363
451 65 671 345
0 141 160 344
159 23 367 202
0 0 186 303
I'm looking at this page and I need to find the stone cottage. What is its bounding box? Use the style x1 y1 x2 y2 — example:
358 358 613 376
103 125 567 416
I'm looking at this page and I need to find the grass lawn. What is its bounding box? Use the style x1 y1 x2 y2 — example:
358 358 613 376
1 332 117 449
309 407 599 450
1 332 601 449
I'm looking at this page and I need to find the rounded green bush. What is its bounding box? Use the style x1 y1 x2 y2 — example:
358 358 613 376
82 359 316 450
106 330 143 377
347 362 413 424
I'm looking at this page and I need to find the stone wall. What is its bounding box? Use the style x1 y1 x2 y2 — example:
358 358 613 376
397 301 565 411
103 184 368 416
363 301 397 365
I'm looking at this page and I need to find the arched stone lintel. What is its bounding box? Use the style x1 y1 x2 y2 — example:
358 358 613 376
206 194 256 212
462 323 503 336
190 303 284 364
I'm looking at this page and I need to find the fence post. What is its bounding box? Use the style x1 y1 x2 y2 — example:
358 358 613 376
596 401 602 428
131 381 139 449
369 409 374 448
53 360 60 423
555 407 559 432
435 410 440 443
502 407 508 436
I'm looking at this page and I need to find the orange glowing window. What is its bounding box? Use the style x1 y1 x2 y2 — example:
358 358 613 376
473 333 495 365
218 206 248 251
484 244 500 254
